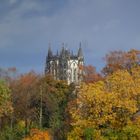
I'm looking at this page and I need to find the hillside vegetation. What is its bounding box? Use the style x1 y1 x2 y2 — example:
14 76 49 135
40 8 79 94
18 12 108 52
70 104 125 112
0 49 140 140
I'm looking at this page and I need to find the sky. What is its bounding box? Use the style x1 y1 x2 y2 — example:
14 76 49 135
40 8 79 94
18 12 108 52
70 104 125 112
0 0 140 73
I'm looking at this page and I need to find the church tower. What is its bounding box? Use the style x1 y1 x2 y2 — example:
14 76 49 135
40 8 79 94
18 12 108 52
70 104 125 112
45 44 84 84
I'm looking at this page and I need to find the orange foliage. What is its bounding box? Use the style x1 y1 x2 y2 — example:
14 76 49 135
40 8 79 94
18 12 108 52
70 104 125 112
102 49 140 75
80 65 102 83
23 129 52 140
19 71 39 88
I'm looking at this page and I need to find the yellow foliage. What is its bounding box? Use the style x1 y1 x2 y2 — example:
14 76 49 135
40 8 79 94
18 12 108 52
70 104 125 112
18 120 25 128
0 81 13 117
68 68 140 138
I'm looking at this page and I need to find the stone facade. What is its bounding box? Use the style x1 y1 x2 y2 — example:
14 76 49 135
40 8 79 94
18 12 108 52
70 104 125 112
45 45 84 84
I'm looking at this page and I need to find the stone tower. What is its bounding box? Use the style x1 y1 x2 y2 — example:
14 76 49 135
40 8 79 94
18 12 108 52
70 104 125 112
45 44 84 84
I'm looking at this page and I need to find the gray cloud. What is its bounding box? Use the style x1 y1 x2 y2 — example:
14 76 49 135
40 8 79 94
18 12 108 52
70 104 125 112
0 0 140 73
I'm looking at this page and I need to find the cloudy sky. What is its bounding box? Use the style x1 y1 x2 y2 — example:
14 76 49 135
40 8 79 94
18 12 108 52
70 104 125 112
0 0 140 73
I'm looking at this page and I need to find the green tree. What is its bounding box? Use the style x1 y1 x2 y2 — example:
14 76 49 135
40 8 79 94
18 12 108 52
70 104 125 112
0 81 13 126
39 75 71 139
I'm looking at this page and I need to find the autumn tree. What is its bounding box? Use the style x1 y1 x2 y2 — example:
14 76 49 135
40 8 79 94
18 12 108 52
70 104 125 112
23 129 53 140
68 68 140 139
79 65 102 83
10 71 40 134
131 66 140 111
8 72 73 139
102 49 140 75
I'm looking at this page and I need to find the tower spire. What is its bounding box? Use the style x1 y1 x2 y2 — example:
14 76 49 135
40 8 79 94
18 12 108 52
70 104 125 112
48 43 53 58
78 42 83 58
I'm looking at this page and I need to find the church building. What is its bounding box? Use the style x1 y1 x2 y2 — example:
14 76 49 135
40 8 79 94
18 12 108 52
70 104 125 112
45 44 84 84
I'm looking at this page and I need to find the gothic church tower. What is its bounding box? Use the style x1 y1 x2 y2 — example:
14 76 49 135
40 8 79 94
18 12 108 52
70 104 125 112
45 44 84 84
